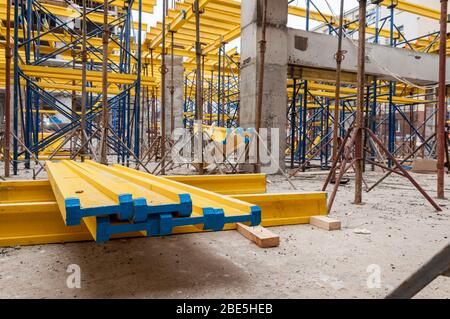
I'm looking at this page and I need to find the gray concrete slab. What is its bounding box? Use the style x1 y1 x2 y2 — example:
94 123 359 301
287 29 448 85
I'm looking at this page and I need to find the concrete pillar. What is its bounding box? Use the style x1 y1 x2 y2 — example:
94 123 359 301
162 55 184 138
240 0 288 172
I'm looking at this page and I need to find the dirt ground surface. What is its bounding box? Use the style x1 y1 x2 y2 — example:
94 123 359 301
0 166 449 299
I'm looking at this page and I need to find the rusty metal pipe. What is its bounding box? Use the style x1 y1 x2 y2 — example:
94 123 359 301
255 0 268 173
194 0 204 174
161 0 167 175
100 0 109 164
437 0 448 199
4 0 12 177
354 0 367 204
332 0 345 175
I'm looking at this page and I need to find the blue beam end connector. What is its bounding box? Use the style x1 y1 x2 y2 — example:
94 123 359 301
117 194 134 220
64 197 82 226
203 208 225 231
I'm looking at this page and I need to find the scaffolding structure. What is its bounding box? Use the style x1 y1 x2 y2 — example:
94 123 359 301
0 0 448 183
286 0 446 172
2 0 156 175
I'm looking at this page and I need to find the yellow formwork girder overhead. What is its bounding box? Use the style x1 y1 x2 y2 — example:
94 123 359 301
287 6 398 39
0 2 149 30
379 0 440 20
20 65 155 87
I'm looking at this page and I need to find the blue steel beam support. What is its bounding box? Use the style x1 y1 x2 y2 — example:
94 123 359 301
388 5 396 165
134 0 143 158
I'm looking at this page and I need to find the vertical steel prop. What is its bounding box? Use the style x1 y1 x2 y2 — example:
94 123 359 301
332 0 346 178
255 0 268 173
161 0 167 175
100 0 109 164
80 0 87 162
4 0 12 177
437 0 448 199
354 0 367 204
195 0 204 174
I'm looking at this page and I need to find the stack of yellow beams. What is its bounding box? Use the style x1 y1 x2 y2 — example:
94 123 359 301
0 171 328 246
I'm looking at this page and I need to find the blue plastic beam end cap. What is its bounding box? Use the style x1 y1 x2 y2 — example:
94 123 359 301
250 206 262 226
117 194 134 220
177 193 192 217
203 208 225 231
159 213 174 236
95 216 110 243
145 215 160 237
132 197 148 223
64 197 82 226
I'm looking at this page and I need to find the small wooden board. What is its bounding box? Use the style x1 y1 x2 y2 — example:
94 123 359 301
236 223 280 248
411 159 438 173
310 216 341 231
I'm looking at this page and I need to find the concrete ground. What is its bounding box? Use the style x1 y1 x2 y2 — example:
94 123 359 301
0 168 449 299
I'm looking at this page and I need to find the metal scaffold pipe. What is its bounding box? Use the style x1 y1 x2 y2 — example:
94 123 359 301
170 31 175 135
100 0 109 164
354 0 367 204
437 0 448 199
332 0 345 174
4 0 12 177
255 0 268 173
195 0 204 175
161 0 167 175
80 0 88 162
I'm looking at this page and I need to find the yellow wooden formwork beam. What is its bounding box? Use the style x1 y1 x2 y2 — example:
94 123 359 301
0 186 327 247
0 174 267 205
233 193 327 227
0 201 92 247
20 65 155 86
166 174 266 195
0 27 121 50
0 3 149 30
288 6 398 39
183 112 237 122
89 0 156 13
46 161 119 228
0 46 126 66
0 180 55 203
66 160 190 213
98 162 258 218
379 0 440 20
297 88 430 105
150 0 211 49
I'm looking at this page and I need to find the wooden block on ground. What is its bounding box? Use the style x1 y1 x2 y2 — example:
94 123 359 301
236 223 280 248
310 215 341 231
411 159 437 173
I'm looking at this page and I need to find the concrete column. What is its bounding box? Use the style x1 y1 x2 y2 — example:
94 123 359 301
162 55 184 138
240 0 288 172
